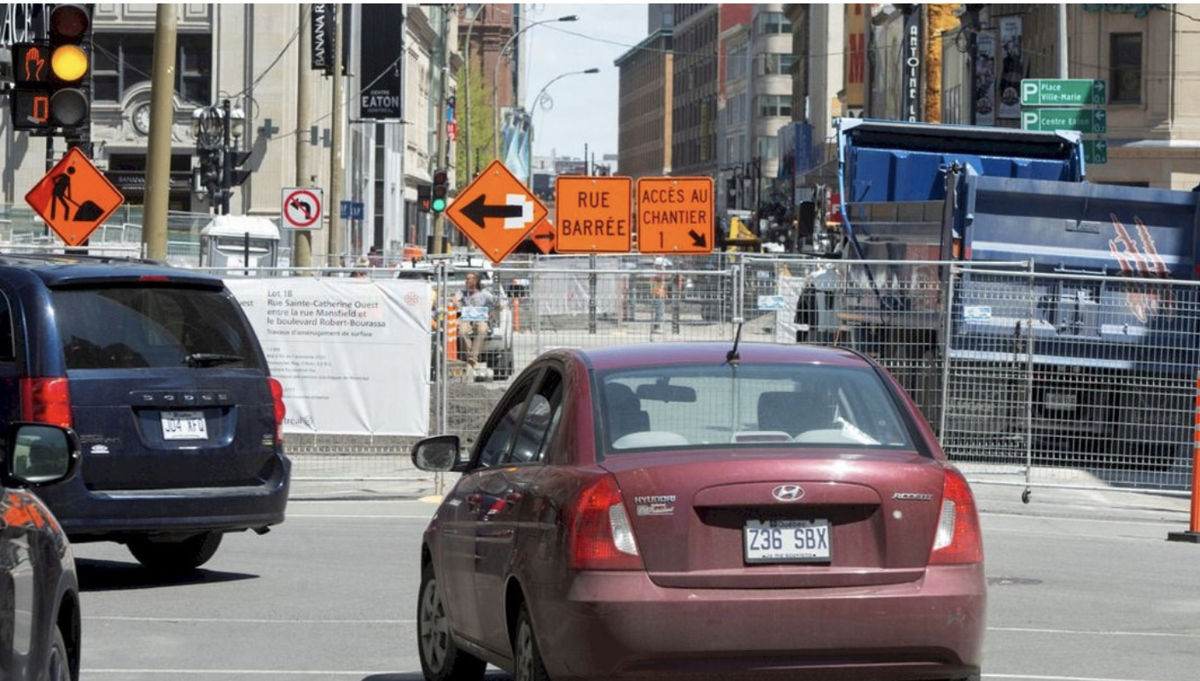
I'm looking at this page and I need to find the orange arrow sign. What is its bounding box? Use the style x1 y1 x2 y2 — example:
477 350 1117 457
445 159 548 265
528 219 556 255
26 147 125 247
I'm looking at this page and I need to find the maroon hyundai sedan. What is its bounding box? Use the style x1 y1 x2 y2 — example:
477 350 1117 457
412 342 985 681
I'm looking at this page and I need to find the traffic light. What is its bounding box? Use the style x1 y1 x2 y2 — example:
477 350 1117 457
417 184 432 212
8 5 92 134
228 150 254 187
431 169 449 213
48 4 91 130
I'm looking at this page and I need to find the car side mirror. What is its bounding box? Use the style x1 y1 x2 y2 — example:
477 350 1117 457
6 423 80 487
411 434 467 472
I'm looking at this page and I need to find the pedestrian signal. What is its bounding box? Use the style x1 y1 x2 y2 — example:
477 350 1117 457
431 169 449 213
417 184 432 212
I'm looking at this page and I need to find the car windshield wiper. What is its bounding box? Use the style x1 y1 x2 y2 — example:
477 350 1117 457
184 352 243 368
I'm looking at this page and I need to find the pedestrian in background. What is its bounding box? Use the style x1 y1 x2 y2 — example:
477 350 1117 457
650 258 674 334
457 272 494 366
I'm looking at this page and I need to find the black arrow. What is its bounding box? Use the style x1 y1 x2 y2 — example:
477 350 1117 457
460 194 524 230
533 232 554 241
689 229 708 248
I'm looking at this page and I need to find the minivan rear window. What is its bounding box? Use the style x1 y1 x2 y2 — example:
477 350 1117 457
52 286 265 371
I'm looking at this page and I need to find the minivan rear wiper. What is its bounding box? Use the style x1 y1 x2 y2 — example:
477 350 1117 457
185 352 243 368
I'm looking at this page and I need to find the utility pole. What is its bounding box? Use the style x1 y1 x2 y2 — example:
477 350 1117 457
431 7 450 254
143 4 177 261
1057 4 1069 78
329 3 344 267
294 4 313 269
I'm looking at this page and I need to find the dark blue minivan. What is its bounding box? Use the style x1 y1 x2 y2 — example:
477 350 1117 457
0 254 290 573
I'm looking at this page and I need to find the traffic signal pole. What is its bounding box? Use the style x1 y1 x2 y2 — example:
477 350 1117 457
328 3 344 268
143 4 177 262
293 4 313 269
431 7 450 255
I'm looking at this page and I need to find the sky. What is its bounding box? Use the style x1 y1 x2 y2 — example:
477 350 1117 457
521 3 650 163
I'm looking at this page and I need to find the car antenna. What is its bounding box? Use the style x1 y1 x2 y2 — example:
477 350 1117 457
726 322 743 366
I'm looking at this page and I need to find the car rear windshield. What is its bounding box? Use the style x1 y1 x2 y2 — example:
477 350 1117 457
597 362 916 453
52 285 266 371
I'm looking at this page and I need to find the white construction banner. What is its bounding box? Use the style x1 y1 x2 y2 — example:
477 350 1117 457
226 277 432 436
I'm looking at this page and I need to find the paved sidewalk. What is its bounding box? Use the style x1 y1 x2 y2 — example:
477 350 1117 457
285 454 1198 535
287 454 449 501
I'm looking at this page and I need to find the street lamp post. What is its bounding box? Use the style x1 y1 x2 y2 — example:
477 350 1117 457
462 5 484 176
492 14 578 157
527 67 599 184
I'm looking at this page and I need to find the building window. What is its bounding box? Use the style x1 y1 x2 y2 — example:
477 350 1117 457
757 94 791 118
758 53 795 76
729 93 746 125
757 135 779 160
93 32 212 104
755 12 792 35
1110 33 1142 104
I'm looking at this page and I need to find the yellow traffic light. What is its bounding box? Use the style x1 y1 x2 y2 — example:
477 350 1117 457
51 44 87 82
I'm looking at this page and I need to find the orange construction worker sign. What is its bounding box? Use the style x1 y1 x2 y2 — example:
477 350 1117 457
635 177 714 255
445 159 548 265
554 176 633 253
26 147 125 247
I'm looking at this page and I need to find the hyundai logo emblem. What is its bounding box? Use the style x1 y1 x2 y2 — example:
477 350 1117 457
772 485 806 502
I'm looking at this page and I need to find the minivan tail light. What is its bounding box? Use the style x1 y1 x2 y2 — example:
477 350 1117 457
268 377 286 443
21 377 72 428
929 467 984 565
567 475 642 570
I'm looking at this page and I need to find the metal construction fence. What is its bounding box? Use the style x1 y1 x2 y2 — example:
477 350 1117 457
193 252 1199 500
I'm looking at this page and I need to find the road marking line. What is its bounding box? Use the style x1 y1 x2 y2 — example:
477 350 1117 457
83 671 390 676
987 675 1167 681
991 625 1200 639
83 616 414 625
285 514 432 519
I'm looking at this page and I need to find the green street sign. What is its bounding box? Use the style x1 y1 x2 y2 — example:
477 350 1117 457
1084 139 1108 165
1020 79 1107 106
1021 108 1107 134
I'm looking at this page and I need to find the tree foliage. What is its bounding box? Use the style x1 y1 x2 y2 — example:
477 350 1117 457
455 52 497 180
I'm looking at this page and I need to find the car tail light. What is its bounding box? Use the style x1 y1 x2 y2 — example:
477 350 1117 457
268 377 286 443
567 475 642 570
21 377 72 428
929 467 984 565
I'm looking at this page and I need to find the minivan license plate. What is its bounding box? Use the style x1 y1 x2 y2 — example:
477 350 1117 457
744 519 831 563
162 411 208 440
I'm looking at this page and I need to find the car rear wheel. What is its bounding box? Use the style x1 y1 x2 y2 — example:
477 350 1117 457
48 624 72 681
127 532 222 573
418 563 485 681
513 604 549 681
